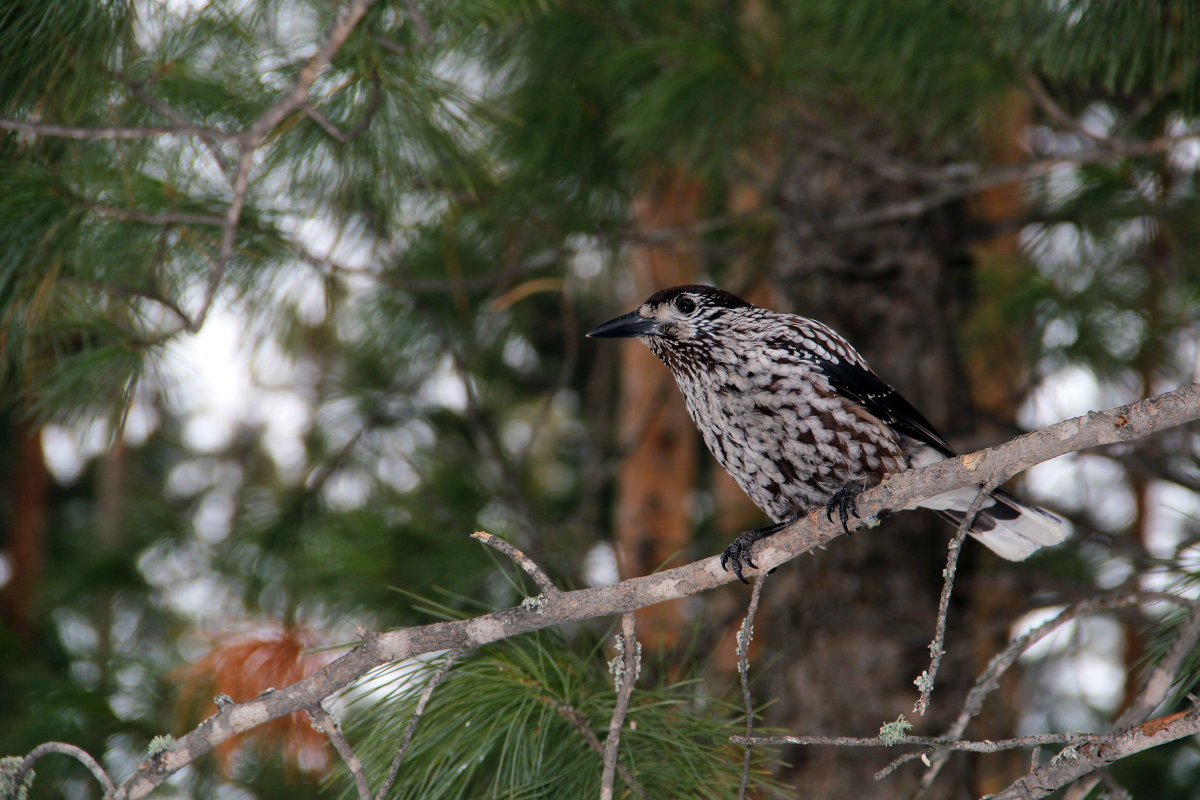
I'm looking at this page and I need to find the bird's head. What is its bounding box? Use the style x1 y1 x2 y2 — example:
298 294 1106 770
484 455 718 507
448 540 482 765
585 285 753 351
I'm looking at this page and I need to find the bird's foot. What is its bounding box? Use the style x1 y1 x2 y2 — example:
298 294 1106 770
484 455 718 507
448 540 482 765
825 482 867 534
720 512 800 584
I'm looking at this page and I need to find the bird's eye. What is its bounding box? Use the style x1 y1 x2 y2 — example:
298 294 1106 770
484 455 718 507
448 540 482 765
674 296 698 315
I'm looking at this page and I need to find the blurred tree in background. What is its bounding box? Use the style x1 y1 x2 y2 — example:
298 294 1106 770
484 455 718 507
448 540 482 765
2 1 1199 798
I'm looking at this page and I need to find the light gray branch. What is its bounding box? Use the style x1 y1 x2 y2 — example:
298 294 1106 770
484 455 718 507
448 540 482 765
0 117 226 140
736 575 767 800
307 704 372 800
192 0 381 333
915 589 1199 794
471 531 560 597
6 741 116 799
374 646 469 800
1059 599 1200 800
989 706 1200 800
600 613 640 800
914 480 998 716
103 382 1200 799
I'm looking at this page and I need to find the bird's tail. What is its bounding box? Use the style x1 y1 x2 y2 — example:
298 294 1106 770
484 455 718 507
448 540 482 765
921 487 1071 561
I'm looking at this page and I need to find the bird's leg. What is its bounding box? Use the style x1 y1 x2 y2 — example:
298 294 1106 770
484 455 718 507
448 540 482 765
720 510 802 584
825 481 868 534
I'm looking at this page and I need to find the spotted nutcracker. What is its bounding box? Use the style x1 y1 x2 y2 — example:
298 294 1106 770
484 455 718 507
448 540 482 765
588 285 1070 583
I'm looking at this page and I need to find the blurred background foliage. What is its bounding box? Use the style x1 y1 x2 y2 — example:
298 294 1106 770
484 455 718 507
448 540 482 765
1 0 1199 798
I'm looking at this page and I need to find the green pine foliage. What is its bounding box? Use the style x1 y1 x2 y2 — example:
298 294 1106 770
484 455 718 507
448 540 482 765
341 626 782 800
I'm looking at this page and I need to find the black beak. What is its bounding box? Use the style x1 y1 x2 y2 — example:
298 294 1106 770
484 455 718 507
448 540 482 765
586 310 659 339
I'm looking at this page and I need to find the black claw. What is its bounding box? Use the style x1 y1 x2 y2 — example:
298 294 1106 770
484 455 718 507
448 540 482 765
825 482 867 535
720 537 752 584
720 510 801 586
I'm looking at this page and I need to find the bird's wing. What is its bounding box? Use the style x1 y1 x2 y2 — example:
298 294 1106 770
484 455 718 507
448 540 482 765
772 319 956 457
818 357 955 456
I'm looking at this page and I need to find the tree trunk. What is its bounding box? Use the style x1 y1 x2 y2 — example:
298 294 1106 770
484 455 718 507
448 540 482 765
615 168 702 652
760 106 1039 796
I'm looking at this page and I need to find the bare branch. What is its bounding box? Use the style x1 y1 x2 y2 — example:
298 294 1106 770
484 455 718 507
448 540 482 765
192 0 381 333
303 71 382 144
6 741 116 799
914 479 1001 716
731 731 1102 751
600 613 640 800
403 0 433 47
824 135 1200 232
109 383 1200 799
990 707 1200 800
736 575 767 800
916 589 1199 793
1021 69 1103 143
308 704 372 800
123 80 232 175
375 646 470 800
547 697 647 799
471 531 560 597
85 201 226 228
1061 599 1200 800
1118 597 1200 725
0 117 226 141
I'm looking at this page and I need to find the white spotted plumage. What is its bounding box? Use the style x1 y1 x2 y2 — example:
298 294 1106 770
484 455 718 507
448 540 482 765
589 285 1071 573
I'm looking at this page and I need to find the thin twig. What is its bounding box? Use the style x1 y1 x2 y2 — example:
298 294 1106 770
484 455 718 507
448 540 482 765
0 117 224 140
730 729 1109 780
824 134 1199 233
375 646 469 800
123 80 232 175
600 613 640 800
1117 597 1200 725
547 698 648 799
1022 69 1104 143
6 741 117 799
303 71 382 144
402 0 433 47
308 704 372 800
736 575 767 800
470 532 560 597
732 731 1100 750
63 278 195 330
1061 599 1200 800
916 590 1199 794
193 0 381 333
85 201 225 228
914 479 1000 716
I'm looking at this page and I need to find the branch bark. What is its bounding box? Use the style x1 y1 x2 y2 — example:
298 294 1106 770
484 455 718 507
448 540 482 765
989 707 1200 800
69 382 1199 799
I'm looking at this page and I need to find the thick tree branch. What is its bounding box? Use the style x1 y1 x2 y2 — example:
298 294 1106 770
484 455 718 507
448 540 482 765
92 382 1200 799
989 706 1200 800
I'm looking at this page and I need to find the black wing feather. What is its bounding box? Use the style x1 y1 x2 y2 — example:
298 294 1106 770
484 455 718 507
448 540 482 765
818 357 956 457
